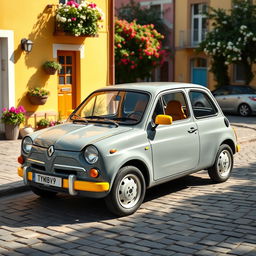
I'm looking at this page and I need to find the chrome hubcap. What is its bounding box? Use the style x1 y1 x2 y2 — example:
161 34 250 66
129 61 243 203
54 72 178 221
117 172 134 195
117 174 141 209
240 105 249 116
217 150 231 178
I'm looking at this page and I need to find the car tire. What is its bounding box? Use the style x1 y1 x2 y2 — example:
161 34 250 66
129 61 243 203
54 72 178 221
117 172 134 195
30 186 57 198
238 103 251 117
105 166 146 216
208 144 233 183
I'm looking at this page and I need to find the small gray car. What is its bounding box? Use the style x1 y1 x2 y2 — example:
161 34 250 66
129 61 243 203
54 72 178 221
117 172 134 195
18 83 239 216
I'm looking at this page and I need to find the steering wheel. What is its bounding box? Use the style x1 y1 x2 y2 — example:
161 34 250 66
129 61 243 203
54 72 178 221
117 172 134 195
127 111 143 121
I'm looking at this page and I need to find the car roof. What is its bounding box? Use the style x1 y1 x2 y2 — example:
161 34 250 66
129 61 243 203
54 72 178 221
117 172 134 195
98 82 208 95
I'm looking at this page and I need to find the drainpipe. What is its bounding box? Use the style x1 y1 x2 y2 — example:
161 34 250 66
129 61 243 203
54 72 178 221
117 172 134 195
109 0 115 85
172 0 176 82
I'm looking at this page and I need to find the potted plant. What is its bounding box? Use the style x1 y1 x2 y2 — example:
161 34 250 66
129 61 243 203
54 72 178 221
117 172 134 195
1 106 26 140
27 87 50 105
56 1 104 37
43 61 62 75
37 118 50 130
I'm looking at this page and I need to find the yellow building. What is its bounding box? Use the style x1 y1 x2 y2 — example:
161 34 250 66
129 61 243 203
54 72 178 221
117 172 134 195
0 0 114 131
174 0 256 90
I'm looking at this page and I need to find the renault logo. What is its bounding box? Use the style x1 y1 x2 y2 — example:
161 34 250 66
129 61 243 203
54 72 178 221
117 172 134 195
47 145 54 157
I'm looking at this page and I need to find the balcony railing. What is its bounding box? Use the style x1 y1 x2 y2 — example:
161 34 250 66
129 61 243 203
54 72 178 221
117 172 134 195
178 29 207 49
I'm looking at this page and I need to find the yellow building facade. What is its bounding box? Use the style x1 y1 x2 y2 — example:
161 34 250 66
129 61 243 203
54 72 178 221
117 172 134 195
0 0 114 130
174 0 256 90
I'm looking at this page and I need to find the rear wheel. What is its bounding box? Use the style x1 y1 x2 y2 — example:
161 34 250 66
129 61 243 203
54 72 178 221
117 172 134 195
105 166 146 216
208 144 233 183
238 103 251 117
30 186 57 198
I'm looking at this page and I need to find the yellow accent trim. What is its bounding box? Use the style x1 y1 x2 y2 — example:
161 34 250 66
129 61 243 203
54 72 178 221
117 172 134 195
28 172 33 181
18 167 23 177
155 115 173 125
18 167 109 192
63 179 109 192
236 144 241 152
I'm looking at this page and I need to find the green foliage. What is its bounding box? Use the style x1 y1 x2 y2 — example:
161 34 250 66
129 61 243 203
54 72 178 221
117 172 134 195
28 87 49 97
37 119 50 127
198 0 256 86
56 1 104 36
115 19 165 83
1 106 26 125
43 61 62 71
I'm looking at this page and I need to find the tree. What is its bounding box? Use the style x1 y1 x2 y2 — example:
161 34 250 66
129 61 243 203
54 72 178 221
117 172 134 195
198 0 256 86
115 19 165 83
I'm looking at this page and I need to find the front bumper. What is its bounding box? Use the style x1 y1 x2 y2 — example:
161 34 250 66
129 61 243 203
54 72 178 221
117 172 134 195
18 167 110 196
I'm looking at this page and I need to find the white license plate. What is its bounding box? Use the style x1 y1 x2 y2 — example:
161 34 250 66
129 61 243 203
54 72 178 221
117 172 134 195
34 173 62 187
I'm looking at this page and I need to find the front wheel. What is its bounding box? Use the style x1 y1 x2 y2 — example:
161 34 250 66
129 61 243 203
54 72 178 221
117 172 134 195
238 103 251 117
105 166 146 216
208 144 233 183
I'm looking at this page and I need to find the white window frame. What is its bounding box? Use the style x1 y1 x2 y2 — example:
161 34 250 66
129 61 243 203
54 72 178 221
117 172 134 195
140 0 173 22
191 3 207 46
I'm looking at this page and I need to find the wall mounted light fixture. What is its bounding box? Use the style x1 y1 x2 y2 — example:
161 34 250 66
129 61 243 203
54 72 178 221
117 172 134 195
21 38 34 53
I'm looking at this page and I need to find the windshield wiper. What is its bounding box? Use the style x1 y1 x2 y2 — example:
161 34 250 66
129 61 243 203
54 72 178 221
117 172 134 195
70 114 88 124
85 116 119 127
112 117 137 122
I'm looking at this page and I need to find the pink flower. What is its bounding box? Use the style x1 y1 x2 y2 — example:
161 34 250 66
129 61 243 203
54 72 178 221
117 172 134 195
89 3 97 8
71 17 77 21
2 108 7 112
67 1 79 8
9 107 16 113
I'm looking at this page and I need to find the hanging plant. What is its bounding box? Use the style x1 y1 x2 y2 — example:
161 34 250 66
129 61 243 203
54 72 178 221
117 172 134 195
56 1 104 36
43 61 62 75
27 87 50 105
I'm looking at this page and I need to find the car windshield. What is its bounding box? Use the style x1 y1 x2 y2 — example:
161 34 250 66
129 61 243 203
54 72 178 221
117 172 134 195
70 90 150 125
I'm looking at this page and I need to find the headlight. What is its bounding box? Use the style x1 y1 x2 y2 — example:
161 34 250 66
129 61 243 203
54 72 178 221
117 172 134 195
22 137 33 154
84 145 99 164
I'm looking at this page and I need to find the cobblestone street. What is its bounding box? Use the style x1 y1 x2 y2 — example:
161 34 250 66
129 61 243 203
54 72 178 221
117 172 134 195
0 120 255 255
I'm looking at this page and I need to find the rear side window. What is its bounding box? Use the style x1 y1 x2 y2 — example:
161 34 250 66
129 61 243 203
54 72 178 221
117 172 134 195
189 91 218 118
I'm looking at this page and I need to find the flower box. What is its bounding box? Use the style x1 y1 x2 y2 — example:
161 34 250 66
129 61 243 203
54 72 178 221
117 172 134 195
27 94 48 105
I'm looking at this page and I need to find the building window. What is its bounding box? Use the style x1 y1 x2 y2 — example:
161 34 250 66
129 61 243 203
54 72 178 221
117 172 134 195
191 3 207 46
149 4 162 19
234 63 246 82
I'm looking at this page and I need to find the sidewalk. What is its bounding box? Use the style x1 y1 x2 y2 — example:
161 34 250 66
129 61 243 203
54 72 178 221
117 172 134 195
0 121 255 197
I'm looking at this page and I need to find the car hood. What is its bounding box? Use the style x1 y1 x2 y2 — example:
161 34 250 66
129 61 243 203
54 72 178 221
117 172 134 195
33 123 132 151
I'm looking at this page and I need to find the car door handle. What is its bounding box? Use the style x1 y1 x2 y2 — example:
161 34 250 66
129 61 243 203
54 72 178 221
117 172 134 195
188 127 198 133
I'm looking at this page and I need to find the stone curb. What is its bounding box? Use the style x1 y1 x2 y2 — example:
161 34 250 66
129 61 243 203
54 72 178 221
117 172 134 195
0 184 30 198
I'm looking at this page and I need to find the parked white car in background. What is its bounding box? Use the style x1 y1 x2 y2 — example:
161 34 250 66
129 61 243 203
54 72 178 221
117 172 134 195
212 85 256 117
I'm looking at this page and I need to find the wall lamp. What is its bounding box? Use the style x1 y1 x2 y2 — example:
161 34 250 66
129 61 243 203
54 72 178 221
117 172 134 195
21 38 34 53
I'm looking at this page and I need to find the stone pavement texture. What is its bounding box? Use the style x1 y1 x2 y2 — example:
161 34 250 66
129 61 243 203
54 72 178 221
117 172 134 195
0 127 255 255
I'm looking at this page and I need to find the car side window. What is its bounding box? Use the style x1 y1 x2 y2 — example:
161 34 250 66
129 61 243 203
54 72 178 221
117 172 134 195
213 87 230 96
152 92 189 122
189 91 218 118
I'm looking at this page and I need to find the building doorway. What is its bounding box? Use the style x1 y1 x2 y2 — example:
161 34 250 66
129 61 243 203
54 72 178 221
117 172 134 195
191 58 207 87
57 51 76 119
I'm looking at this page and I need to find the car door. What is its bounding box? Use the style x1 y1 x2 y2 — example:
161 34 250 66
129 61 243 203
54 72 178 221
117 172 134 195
212 87 231 111
189 89 222 168
148 90 200 180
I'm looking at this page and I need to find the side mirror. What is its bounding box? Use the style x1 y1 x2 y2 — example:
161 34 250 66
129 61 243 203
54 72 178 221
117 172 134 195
155 115 173 125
